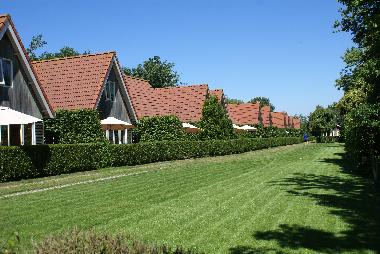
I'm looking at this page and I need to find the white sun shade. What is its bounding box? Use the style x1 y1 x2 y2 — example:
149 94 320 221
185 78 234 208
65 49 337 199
101 117 134 130
182 122 200 133
241 125 257 131
0 107 42 125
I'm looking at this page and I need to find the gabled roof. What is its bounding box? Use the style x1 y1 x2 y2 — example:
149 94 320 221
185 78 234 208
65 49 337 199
32 52 115 111
124 76 209 122
226 103 260 125
0 14 53 117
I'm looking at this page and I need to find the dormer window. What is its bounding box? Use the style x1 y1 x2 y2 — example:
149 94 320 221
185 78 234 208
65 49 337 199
0 58 12 87
105 81 116 102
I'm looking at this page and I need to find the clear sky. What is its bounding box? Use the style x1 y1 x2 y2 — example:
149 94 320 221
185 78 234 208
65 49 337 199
1 0 353 115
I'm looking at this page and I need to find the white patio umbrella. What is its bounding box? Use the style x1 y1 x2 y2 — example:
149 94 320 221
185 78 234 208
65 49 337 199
182 122 201 133
0 107 42 146
100 117 134 130
240 125 257 132
233 124 245 133
0 107 42 125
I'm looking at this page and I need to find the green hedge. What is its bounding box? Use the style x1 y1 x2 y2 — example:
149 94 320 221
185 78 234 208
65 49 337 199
0 137 303 182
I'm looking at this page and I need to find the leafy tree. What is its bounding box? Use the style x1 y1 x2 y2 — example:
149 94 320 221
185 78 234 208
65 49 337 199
26 34 47 60
198 96 235 140
334 0 380 171
225 97 244 104
26 34 90 61
249 97 275 111
123 56 180 88
308 105 338 137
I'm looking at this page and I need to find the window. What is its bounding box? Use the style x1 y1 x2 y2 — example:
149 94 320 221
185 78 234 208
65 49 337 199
105 81 116 102
0 58 12 87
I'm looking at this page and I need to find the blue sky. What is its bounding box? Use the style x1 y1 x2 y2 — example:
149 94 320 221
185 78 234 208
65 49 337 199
1 0 353 115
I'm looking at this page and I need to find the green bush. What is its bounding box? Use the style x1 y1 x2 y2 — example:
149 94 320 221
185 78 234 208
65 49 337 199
44 109 106 144
33 228 202 254
135 115 185 142
198 96 235 140
0 137 303 182
236 126 302 139
316 136 340 143
344 103 380 171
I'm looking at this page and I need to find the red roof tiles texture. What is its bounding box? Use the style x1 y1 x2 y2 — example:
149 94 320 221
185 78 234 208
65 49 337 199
271 112 285 128
293 117 301 129
124 75 208 122
260 105 271 127
32 52 115 111
209 89 224 103
226 103 260 125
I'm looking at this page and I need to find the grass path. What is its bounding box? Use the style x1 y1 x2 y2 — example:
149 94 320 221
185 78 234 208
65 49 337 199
1 143 379 253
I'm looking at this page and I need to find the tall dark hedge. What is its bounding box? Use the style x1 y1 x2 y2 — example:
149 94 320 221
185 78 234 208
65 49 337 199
135 115 185 142
0 137 303 182
344 103 380 170
199 96 235 140
44 109 106 144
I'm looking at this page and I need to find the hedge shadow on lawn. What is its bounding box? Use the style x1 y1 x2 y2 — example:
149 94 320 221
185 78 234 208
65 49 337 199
229 145 380 253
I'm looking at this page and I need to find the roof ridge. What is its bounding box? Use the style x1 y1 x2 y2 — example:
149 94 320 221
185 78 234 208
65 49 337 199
32 51 115 63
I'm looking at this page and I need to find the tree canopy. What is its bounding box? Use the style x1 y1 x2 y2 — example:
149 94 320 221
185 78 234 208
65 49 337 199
308 105 338 137
26 34 90 61
225 97 244 104
123 56 180 88
248 97 275 111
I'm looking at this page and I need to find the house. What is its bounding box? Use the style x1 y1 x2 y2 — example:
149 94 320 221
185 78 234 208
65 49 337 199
271 112 285 128
226 103 260 126
0 14 53 146
32 52 137 144
124 75 212 123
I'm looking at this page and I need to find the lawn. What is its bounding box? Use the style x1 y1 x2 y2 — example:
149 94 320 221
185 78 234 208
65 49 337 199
1 143 379 253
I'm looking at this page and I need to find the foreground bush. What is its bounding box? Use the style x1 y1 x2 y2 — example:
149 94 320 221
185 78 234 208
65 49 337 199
343 103 380 175
135 116 185 142
34 228 202 254
44 109 106 144
0 137 302 182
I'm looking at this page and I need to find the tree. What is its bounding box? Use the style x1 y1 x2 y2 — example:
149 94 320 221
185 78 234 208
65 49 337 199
198 96 235 140
123 56 180 88
249 97 275 111
26 34 90 61
335 0 380 171
308 105 337 137
225 97 244 104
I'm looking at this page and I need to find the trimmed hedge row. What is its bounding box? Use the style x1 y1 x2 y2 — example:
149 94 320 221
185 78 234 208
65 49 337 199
0 137 303 182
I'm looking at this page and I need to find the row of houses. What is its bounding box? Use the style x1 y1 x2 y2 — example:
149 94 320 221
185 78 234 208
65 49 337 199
0 14 300 146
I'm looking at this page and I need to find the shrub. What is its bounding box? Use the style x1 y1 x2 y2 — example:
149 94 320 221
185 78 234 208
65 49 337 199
135 115 186 142
44 109 106 144
198 96 235 140
344 103 380 171
33 228 203 254
0 137 303 182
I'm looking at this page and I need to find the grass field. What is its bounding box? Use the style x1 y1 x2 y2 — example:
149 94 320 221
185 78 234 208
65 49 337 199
1 143 379 253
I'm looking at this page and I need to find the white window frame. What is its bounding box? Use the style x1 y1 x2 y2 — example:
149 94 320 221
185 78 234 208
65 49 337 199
0 58 13 87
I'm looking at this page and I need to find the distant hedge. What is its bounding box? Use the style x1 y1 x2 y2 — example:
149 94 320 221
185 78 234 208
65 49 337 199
0 137 302 182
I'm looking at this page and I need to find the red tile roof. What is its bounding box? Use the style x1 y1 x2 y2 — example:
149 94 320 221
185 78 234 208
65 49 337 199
260 105 271 127
293 117 301 129
271 112 285 128
209 89 224 103
32 52 115 111
124 76 208 122
226 103 260 125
